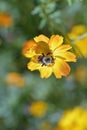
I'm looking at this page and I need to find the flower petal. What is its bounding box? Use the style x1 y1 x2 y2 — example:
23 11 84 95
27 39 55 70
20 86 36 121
53 45 72 56
61 52 76 62
27 57 41 71
34 34 49 43
22 40 36 58
55 51 76 62
52 62 62 78
49 35 63 51
53 58 70 78
39 66 52 78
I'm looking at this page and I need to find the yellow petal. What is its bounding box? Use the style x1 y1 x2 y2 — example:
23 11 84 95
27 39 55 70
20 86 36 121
49 35 63 51
58 45 72 51
39 66 52 78
53 58 70 77
27 58 41 71
62 52 76 62
34 34 49 43
52 62 62 78
22 40 36 58
53 45 72 56
56 52 76 62
58 59 70 76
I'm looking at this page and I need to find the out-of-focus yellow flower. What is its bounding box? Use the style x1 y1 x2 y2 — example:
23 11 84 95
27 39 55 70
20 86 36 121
0 13 13 27
74 65 87 86
29 101 48 117
68 25 87 57
23 34 76 78
39 122 52 130
55 107 87 130
6 72 25 87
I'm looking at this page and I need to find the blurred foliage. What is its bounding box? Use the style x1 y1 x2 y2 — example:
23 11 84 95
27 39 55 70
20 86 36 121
0 0 87 130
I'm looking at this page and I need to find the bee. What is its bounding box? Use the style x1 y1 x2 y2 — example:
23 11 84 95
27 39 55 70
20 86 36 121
38 53 54 66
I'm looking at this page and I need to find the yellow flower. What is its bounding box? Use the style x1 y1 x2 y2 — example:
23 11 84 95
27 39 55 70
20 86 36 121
0 13 13 27
23 34 76 78
68 25 87 58
74 65 87 86
29 101 48 117
55 107 87 130
39 122 52 130
6 72 25 87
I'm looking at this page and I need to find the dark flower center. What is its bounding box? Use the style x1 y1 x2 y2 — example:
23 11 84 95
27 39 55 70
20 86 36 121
38 53 54 66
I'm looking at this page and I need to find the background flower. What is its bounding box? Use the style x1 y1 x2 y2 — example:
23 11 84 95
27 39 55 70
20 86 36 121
0 12 13 27
55 107 87 130
29 101 48 117
68 25 87 58
6 72 25 87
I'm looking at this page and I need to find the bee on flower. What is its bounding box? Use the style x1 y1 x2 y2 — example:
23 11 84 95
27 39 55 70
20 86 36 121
22 34 76 78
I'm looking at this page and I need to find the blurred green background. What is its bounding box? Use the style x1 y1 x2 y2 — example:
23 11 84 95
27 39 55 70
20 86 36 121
0 0 87 130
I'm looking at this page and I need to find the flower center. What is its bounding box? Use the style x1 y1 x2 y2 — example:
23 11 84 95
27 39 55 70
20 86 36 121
38 53 54 66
